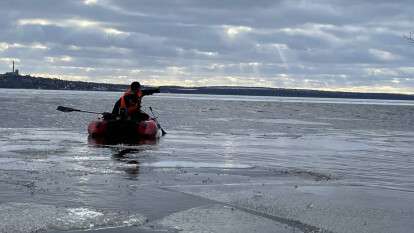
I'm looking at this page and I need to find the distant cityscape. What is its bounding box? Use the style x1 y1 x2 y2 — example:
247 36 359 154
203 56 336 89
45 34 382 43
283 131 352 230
1 62 413 100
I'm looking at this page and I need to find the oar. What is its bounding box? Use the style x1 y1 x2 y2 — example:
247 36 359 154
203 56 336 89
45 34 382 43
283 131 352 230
149 107 167 135
56 106 102 115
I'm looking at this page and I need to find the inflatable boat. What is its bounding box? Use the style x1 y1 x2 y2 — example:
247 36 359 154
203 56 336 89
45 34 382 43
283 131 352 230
88 118 162 140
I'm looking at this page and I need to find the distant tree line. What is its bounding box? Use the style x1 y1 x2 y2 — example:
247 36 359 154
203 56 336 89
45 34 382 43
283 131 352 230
161 86 414 100
1 72 413 100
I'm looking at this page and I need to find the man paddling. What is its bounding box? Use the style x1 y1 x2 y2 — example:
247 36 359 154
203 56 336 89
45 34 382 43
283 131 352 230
112 81 160 121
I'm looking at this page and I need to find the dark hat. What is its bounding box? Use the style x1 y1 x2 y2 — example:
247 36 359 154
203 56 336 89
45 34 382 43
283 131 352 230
130 81 141 91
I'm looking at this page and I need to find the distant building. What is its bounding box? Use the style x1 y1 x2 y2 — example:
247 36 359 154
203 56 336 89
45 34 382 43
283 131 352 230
4 61 19 76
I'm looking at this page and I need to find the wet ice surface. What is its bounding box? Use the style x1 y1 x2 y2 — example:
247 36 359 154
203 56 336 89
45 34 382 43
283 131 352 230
166 184 414 233
154 204 305 233
0 89 414 233
0 202 146 233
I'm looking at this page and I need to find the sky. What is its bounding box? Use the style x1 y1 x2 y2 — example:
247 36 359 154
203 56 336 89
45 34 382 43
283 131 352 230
0 0 413 93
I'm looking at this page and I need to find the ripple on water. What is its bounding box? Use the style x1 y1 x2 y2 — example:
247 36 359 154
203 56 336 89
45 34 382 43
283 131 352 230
143 161 253 169
0 202 147 233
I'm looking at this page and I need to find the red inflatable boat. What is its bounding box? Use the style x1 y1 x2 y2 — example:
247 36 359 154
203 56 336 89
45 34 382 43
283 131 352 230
88 118 162 140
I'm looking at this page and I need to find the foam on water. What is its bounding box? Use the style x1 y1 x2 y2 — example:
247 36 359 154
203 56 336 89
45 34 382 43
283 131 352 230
0 202 147 233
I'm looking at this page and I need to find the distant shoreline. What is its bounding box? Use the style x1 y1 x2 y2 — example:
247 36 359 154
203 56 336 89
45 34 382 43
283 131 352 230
1 72 413 100
160 86 414 101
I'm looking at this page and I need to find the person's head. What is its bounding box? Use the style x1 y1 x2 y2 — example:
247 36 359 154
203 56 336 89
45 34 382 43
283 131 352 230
130 81 141 92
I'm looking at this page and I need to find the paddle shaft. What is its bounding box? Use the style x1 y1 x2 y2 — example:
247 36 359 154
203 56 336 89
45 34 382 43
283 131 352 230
149 107 167 135
56 106 102 115
75 109 102 114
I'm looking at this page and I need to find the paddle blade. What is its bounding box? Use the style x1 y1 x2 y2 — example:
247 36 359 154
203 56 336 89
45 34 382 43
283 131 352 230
56 106 79 112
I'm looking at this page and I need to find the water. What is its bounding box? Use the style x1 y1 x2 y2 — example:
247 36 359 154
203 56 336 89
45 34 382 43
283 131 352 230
0 89 413 233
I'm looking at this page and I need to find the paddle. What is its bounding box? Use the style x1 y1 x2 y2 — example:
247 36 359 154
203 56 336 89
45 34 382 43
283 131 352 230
56 106 103 115
149 106 167 135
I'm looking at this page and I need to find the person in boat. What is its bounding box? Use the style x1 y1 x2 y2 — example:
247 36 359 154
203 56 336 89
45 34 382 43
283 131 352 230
111 81 160 121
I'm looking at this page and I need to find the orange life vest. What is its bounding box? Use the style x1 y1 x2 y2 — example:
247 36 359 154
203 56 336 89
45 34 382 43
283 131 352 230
119 88 143 116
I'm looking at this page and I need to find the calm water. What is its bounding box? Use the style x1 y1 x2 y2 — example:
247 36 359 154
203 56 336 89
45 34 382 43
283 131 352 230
0 89 413 233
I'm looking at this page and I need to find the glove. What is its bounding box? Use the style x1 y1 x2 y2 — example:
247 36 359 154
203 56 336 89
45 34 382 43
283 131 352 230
102 112 115 120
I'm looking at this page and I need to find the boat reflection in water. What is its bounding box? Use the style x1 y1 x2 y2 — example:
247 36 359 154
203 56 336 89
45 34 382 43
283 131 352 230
88 135 160 177
87 135 159 146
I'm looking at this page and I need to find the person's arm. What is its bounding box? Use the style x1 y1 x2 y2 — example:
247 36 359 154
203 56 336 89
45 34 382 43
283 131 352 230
112 99 121 114
141 87 161 96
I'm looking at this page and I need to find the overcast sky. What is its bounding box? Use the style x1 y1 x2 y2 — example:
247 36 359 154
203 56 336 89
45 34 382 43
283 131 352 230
0 0 413 93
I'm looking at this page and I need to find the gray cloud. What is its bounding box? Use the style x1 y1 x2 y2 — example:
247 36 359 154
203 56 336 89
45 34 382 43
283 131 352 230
0 0 413 93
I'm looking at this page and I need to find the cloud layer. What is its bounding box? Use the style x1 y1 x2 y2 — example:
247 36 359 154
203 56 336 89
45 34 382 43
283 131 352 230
0 0 413 93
